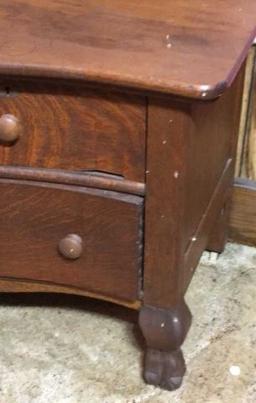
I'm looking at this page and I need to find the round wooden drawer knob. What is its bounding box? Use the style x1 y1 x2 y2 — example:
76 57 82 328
58 234 83 260
0 114 22 144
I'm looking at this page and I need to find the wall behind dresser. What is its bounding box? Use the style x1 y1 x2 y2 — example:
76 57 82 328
230 44 256 247
236 45 256 180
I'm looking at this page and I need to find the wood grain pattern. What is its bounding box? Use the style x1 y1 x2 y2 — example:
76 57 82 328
183 66 244 289
0 1 255 98
0 1 253 392
143 66 244 308
184 65 245 252
144 99 189 307
0 179 143 303
0 82 146 181
183 159 233 290
229 178 256 246
0 166 146 196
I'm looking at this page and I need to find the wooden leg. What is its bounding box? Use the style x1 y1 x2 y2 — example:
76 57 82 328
207 193 231 253
139 299 192 391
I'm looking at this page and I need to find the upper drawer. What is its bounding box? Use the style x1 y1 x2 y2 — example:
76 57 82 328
0 82 146 182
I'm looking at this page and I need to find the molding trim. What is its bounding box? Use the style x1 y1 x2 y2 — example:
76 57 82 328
0 166 145 196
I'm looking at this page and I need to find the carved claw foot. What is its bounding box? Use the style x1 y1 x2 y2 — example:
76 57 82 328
144 348 186 390
139 299 192 391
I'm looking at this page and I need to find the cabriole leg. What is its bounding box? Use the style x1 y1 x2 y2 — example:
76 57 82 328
139 299 192 391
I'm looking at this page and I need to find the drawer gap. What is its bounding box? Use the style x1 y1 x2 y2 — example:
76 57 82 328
77 169 124 181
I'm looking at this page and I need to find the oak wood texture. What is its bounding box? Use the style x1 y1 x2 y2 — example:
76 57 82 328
0 82 145 182
229 178 256 247
0 1 253 392
144 67 244 308
144 99 188 308
0 166 145 196
0 179 143 303
0 1 255 99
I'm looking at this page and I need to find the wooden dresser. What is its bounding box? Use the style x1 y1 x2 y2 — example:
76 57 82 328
0 0 255 391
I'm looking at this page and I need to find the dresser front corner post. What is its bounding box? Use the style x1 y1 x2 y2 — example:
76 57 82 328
139 97 192 390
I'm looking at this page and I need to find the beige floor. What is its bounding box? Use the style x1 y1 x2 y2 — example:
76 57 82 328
0 242 255 403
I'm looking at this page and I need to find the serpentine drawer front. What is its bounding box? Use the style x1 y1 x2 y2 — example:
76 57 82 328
0 0 255 394
0 179 143 303
0 82 146 182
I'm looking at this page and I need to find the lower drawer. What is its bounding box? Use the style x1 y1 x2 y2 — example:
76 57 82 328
0 179 143 303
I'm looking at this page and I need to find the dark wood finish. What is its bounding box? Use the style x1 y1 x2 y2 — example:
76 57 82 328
183 160 233 288
0 1 255 393
0 1 255 98
0 166 145 196
0 83 146 181
144 99 189 308
144 66 244 309
139 300 192 390
184 66 245 253
0 179 143 303
142 66 243 386
206 198 230 254
207 67 245 253
229 178 256 247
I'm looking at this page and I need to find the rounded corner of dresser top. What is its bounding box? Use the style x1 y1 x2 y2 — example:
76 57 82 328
194 81 228 101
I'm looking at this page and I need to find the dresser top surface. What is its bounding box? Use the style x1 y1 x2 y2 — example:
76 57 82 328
0 0 256 99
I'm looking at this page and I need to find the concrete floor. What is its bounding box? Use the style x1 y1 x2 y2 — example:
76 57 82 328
0 242 255 403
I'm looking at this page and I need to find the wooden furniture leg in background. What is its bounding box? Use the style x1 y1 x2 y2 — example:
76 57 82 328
206 194 231 253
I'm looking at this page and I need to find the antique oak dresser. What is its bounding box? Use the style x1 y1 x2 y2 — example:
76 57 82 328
0 0 255 391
